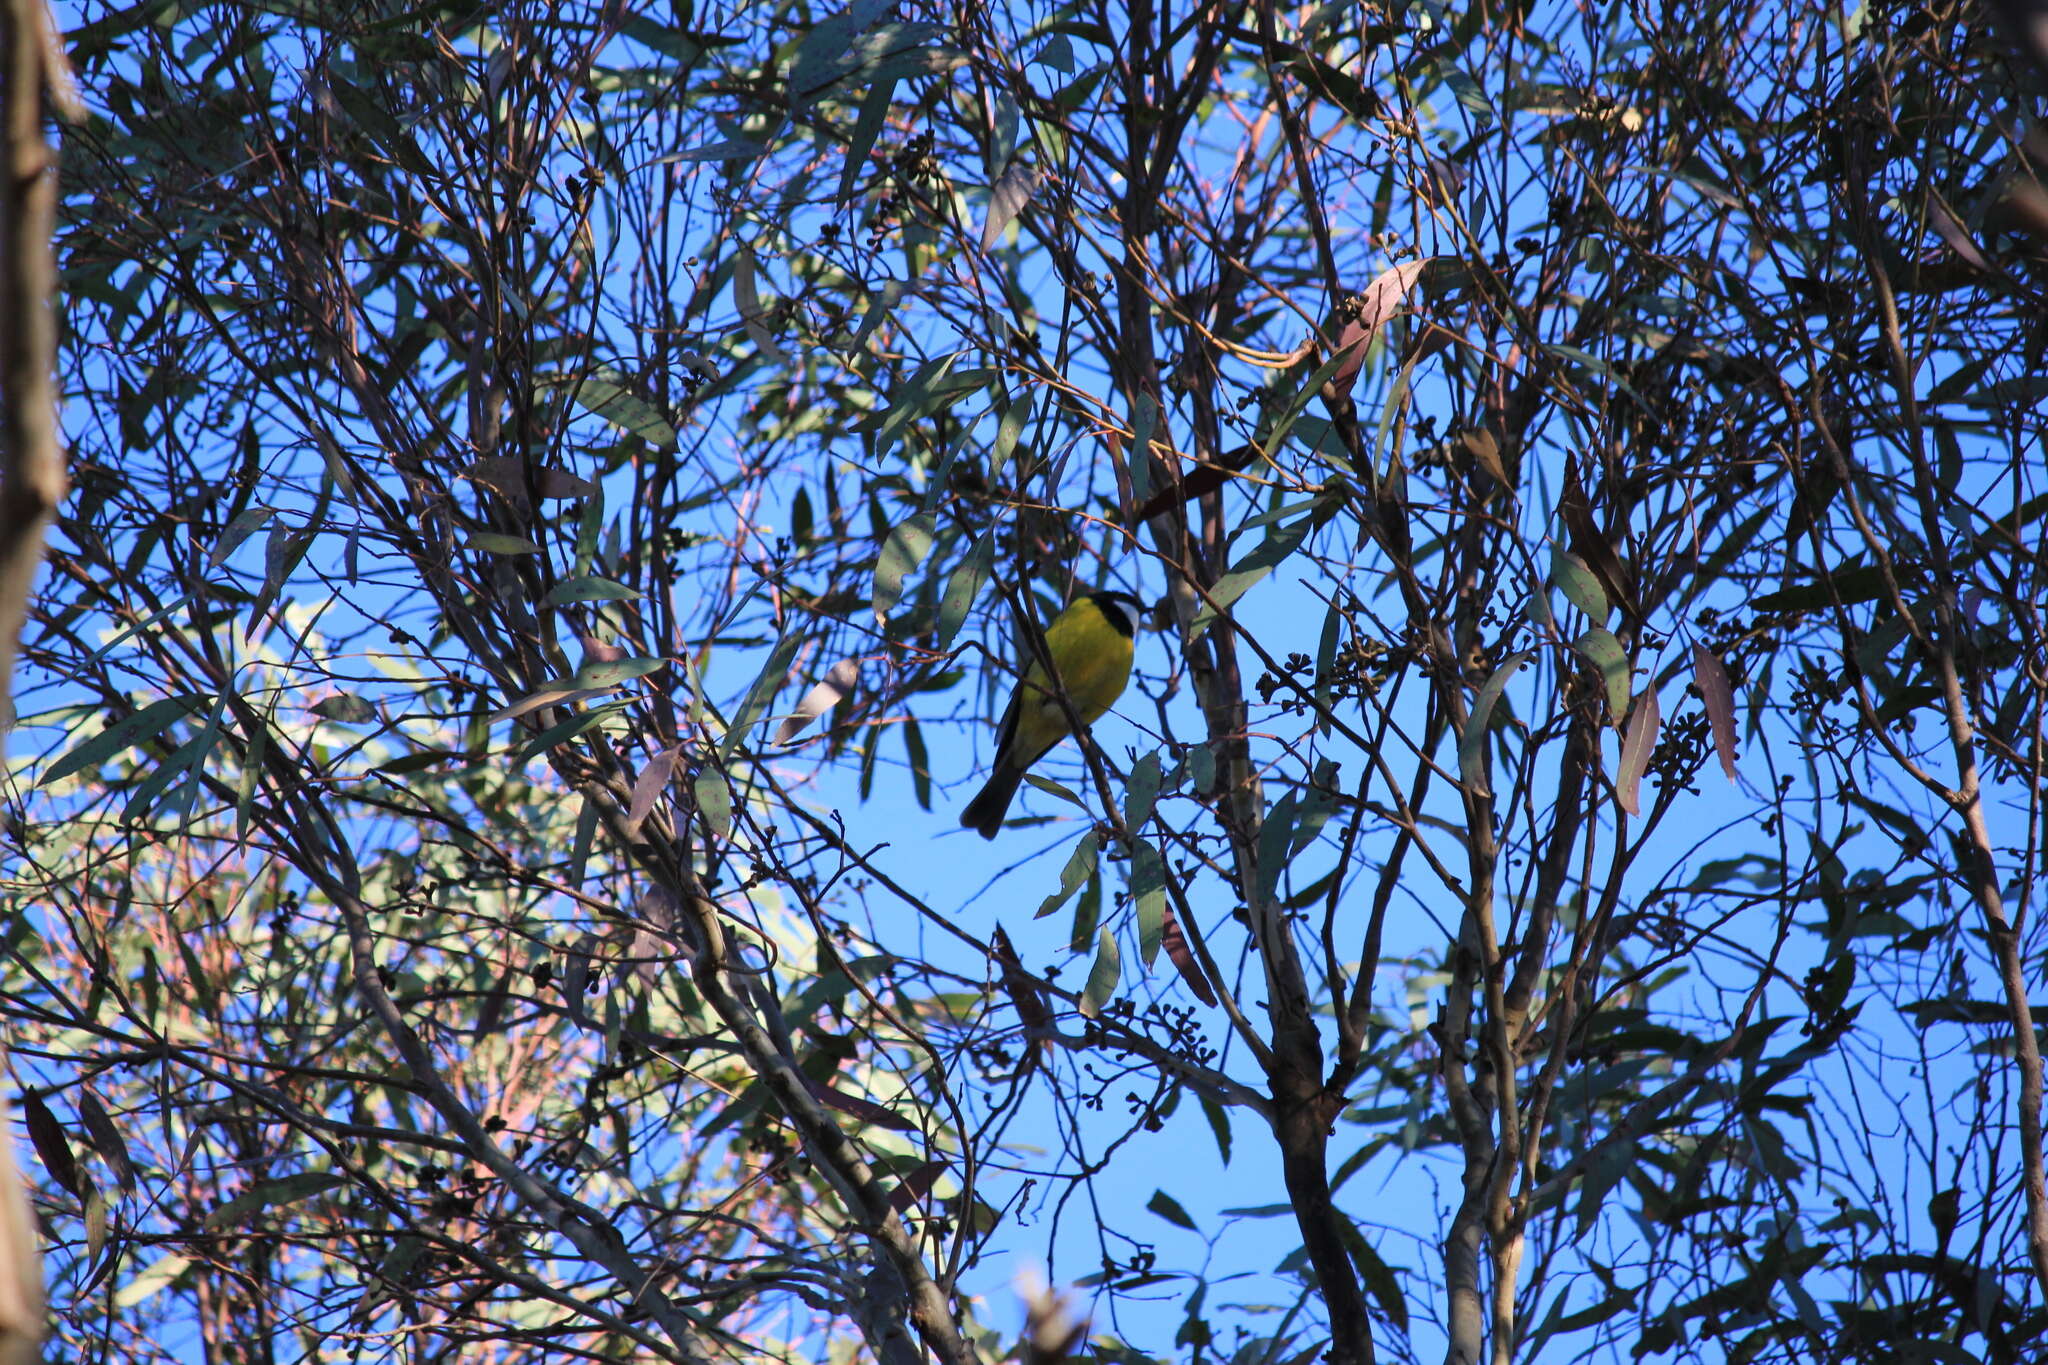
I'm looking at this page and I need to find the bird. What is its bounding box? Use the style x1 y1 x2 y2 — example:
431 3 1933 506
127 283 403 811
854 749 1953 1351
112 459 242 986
960 590 1147 839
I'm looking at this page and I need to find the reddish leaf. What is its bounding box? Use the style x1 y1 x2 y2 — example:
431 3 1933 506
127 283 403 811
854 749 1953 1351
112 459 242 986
78 1088 136 1193
1692 643 1740 780
992 927 1052 1037
22 1090 81 1197
1560 460 1633 620
1328 259 1435 397
1160 902 1217 1006
1926 194 1989 270
1616 686 1660 817
628 746 680 826
886 1159 948 1213
1130 444 1257 524
803 1075 915 1131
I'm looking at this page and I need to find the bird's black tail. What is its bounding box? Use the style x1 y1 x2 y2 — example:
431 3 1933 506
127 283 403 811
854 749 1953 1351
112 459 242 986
960 764 1025 839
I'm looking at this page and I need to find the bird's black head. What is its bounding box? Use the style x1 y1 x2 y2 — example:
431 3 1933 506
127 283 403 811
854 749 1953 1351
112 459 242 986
1088 590 1150 637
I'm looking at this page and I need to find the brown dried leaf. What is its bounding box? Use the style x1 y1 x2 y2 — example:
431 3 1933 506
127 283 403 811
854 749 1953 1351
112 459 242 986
1160 902 1217 1006
1692 643 1740 780
993 927 1053 1038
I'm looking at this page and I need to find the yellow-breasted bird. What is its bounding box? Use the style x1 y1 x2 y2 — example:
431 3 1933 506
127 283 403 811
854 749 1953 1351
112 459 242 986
961 590 1147 839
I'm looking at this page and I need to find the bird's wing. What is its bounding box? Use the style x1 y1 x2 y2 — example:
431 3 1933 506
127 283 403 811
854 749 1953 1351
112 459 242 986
991 681 1024 767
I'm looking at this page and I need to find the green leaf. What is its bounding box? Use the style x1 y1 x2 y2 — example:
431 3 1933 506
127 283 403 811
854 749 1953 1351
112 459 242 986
115 1254 191 1309
310 694 376 724
1200 1092 1232 1166
902 717 932 810
721 632 803 760
1437 62 1494 125
838 77 898 201
1124 750 1163 829
1132 840 1166 967
208 506 275 569
936 534 993 648
469 531 542 556
1457 653 1528 798
657 138 766 162
574 656 665 689
1069 868 1102 954
543 575 640 605
1574 628 1632 716
1751 563 1892 614
987 88 1020 177
994 392 1031 473
1078 927 1121 1018
203 1172 345 1229
1190 517 1311 639
566 367 679 450
513 702 628 764
1021 772 1082 806
1550 545 1608 621
1339 1220 1410 1332
1255 789 1298 910
43 695 203 787
1036 832 1098 918
695 767 733 839
872 512 935 618
1147 1189 1197 1230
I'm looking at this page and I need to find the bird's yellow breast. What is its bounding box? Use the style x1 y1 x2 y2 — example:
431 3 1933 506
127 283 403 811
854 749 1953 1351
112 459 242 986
1008 602 1135 765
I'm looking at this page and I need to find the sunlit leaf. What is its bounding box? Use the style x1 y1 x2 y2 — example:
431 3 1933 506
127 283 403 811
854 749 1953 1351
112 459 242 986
566 367 678 450
1327 258 1434 396
777 659 860 745
1551 545 1609 622
543 575 640 605
1616 686 1660 816
468 531 542 556
696 767 733 839
981 160 1038 251
1078 927 1120 1018
1574 628 1632 716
